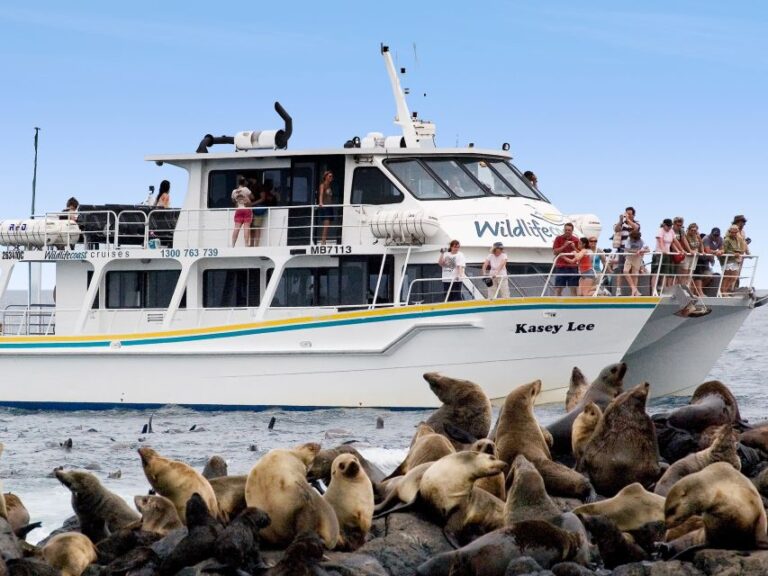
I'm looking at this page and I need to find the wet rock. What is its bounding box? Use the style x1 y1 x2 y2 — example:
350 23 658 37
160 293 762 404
0 518 22 561
323 552 389 576
613 561 703 576
551 561 597 576
503 556 545 575
693 549 768 576
6 558 61 576
357 511 451 576
35 515 80 547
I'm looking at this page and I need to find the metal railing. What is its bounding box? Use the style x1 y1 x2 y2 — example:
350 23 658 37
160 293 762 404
1 304 56 335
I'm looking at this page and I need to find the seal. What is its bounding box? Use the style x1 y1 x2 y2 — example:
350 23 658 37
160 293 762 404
214 507 271 573
263 532 325 576
384 424 455 480
3 493 32 538
547 362 627 457
470 439 505 501
307 444 385 486
373 462 432 515
423 372 493 443
208 476 246 521
577 514 648 569
444 484 505 547
41 532 98 576
416 520 584 576
504 455 560 524
740 423 768 453
664 461 768 553
54 468 140 542
571 402 602 465
202 455 228 480
133 495 183 536
245 442 338 548
573 483 665 531
496 380 593 499
579 382 661 496
565 366 589 412
323 453 374 551
137 446 220 524
668 380 743 433
654 424 741 496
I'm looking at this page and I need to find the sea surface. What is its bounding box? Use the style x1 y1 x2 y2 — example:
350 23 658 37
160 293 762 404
1 307 765 544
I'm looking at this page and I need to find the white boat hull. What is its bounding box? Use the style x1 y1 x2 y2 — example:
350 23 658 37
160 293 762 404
0 298 657 409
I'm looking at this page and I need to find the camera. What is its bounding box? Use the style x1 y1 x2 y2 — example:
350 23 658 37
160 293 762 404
440 248 446 253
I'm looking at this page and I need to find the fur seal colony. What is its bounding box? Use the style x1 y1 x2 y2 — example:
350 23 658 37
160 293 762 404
4 369 768 575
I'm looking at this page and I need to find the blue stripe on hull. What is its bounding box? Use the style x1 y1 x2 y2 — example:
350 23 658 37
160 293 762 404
0 401 430 412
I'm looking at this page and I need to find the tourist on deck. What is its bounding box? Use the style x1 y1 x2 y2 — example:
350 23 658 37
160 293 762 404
623 230 648 297
155 180 171 208
654 219 679 292
732 215 750 255
482 242 509 299
701 227 723 294
671 217 692 284
64 197 79 223
552 223 579 296
571 237 596 296
250 179 277 247
613 207 640 296
317 170 335 245
231 176 254 247
720 225 748 295
589 237 609 294
523 171 538 189
438 240 466 302
685 223 705 296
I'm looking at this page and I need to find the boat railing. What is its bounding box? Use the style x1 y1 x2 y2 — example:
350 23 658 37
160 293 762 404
41 210 119 249
1 304 56 336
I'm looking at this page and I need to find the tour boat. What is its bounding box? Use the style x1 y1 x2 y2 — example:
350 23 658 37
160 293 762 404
0 46 762 409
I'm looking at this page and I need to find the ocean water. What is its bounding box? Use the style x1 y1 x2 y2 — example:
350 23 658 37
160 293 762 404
1 307 765 544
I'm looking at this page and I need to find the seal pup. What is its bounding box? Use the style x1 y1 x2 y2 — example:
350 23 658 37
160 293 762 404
214 507 271 573
496 380 593 499
654 424 741 496
565 366 589 412
134 495 183 536
577 514 648 569
504 455 560 525
664 462 768 553
137 447 220 524
579 382 661 496
573 483 664 532
384 424 455 480
547 362 627 457
54 469 140 542
307 444 385 486
323 453 374 551
470 439 505 500
209 475 246 521
571 402 601 465
158 493 223 576
245 442 339 548
41 532 98 576
264 532 326 576
202 455 227 480
423 372 493 444
668 380 743 433
416 520 585 576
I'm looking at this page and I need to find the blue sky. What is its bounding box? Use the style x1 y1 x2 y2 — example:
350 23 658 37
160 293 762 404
1 1 766 287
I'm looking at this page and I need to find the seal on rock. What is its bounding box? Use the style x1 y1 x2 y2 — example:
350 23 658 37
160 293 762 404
202 455 228 480
158 493 223 576
214 507 271 573
578 382 661 496
54 468 140 542
470 439 505 501
668 380 743 433
307 444 385 486
134 495 183 536
384 424 455 480
209 475 247 521
565 366 589 412
444 484 505 546
423 372 493 443
323 453 374 551
571 402 601 465
577 514 648 569
373 462 433 515
654 424 741 496
573 483 664 532
664 461 768 552
547 362 627 457
504 455 560 525
245 442 338 548
496 380 593 499
41 532 98 576
137 447 220 524
3 494 34 539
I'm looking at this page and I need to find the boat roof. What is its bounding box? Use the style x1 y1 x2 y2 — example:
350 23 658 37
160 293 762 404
145 146 513 165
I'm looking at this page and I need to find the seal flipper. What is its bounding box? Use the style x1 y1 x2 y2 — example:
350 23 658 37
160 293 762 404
443 422 478 445
372 498 417 519
14 521 42 540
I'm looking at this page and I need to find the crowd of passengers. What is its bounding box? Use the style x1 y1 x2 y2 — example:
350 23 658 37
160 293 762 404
437 210 752 302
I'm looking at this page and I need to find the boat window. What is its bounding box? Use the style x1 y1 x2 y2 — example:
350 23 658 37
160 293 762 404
207 169 290 209
422 159 485 198
202 269 261 308
385 160 450 200
271 256 394 307
105 270 185 309
492 161 545 201
351 168 404 205
461 159 517 197
86 270 100 309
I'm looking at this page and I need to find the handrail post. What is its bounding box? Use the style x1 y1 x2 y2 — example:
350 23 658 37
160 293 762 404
309 205 315 245
395 246 412 306
370 247 388 310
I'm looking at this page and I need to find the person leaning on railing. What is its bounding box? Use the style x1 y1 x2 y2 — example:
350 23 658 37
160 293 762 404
623 230 649 297
720 225 748 295
438 240 466 302
654 218 683 292
671 217 692 285
685 223 705 297
482 242 509 299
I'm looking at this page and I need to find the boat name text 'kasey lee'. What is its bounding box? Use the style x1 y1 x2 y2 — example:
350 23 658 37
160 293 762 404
514 322 596 335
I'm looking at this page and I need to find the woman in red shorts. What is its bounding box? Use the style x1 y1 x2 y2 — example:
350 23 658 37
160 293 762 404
231 177 254 247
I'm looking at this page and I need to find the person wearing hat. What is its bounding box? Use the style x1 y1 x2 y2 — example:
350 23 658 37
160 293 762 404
482 242 509 299
732 215 750 255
